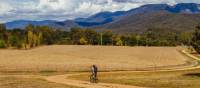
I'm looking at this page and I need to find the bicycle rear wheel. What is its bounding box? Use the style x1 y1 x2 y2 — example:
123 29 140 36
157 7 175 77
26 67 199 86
90 75 94 83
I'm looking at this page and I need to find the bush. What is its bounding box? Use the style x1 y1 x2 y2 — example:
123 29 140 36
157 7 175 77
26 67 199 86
79 37 88 45
0 40 6 48
192 41 200 53
192 25 200 53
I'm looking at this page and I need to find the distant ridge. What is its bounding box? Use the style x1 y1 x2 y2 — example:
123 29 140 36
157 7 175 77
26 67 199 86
98 11 200 33
5 3 200 32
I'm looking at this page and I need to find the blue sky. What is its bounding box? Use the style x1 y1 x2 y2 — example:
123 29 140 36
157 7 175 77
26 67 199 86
0 0 200 23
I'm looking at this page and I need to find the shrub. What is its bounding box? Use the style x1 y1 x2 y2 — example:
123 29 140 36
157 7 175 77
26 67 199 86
0 40 6 48
192 25 200 53
79 37 88 45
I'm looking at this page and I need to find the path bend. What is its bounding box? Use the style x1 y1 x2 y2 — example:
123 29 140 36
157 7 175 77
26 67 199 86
45 50 200 88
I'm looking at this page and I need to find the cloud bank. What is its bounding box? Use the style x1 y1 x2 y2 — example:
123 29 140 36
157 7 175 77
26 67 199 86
0 0 200 23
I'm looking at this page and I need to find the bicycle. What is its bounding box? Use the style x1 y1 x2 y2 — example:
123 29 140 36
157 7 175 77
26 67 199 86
90 74 98 83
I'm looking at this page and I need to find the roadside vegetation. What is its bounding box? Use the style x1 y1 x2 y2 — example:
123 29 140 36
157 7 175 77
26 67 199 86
0 23 198 50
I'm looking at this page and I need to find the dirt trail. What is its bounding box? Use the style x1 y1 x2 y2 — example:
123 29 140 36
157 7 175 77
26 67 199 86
44 50 200 88
45 73 146 88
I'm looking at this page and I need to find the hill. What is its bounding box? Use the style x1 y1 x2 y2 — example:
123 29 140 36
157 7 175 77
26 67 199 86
97 11 200 33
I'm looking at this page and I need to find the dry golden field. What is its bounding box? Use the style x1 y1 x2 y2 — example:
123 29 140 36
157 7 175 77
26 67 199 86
0 45 193 72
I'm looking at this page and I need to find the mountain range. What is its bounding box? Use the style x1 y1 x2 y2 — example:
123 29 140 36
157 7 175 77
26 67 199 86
5 3 200 32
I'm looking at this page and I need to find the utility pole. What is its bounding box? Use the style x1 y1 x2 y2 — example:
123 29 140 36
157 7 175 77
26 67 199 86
100 33 103 46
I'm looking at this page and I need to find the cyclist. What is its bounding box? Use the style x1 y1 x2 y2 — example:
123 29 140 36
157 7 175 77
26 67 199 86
91 64 98 83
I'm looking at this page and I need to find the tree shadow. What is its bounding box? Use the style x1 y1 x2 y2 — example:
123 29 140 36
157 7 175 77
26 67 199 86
184 73 200 77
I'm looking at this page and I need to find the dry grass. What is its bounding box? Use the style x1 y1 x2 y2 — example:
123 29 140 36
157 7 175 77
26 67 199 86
0 45 191 72
0 76 80 88
70 69 200 88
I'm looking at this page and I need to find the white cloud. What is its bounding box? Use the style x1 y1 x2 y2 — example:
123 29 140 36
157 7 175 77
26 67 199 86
0 2 13 15
0 0 200 23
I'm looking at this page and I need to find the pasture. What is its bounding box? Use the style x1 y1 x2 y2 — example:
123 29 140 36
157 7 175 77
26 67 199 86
0 45 193 72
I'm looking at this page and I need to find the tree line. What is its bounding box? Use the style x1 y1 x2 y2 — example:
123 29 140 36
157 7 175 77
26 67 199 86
0 23 198 52
192 25 200 53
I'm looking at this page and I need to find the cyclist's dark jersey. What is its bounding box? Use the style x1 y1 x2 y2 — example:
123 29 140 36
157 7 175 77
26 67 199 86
91 65 98 78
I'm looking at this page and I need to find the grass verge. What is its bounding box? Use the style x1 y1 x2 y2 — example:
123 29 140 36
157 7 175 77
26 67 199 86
0 76 81 88
70 69 200 88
